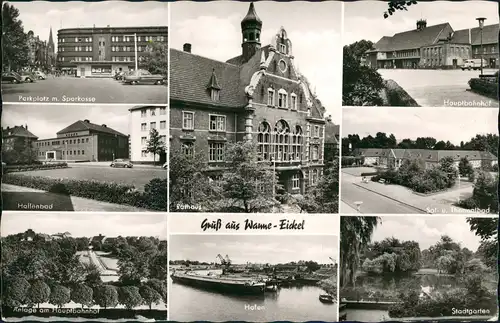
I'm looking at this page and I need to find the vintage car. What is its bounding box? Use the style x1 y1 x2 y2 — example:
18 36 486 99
34 71 47 80
123 69 165 85
20 72 37 83
110 159 133 168
2 72 24 83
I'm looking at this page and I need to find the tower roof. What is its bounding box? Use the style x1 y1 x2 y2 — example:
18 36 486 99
241 2 262 28
48 27 54 45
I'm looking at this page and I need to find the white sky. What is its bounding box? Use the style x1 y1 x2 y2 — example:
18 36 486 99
2 104 130 139
342 108 498 145
170 1 342 121
370 216 489 251
343 1 499 45
170 235 338 264
7 0 168 52
1 213 167 238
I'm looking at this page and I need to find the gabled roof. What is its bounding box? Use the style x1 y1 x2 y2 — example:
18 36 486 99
2 126 38 139
56 120 126 137
374 23 451 51
170 49 247 108
454 24 499 46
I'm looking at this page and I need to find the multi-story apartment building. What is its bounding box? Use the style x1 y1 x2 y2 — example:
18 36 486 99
129 106 168 164
365 20 499 69
57 26 168 77
170 3 332 195
35 119 129 162
357 148 498 170
2 125 38 151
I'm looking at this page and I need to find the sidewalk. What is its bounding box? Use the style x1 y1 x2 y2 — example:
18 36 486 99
2 183 152 212
353 181 477 214
340 201 360 214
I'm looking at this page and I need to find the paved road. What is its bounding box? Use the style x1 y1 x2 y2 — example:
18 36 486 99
14 165 166 191
341 181 424 214
378 68 498 108
1 77 167 104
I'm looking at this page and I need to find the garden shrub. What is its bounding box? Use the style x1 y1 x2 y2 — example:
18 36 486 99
468 77 498 99
4 163 69 173
360 172 378 177
384 79 420 107
2 174 166 211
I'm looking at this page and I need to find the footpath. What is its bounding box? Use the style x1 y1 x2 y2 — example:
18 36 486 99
2 183 151 212
69 161 164 169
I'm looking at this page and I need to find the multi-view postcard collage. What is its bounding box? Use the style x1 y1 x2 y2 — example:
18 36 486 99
0 0 498 322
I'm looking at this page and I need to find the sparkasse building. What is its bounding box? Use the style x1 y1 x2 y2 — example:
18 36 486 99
170 2 336 195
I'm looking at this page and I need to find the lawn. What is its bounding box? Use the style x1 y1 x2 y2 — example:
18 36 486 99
14 166 166 191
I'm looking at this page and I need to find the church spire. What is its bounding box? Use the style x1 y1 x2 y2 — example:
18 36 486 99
48 26 54 46
241 2 262 63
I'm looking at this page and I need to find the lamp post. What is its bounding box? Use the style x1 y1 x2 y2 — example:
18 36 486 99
476 17 486 76
124 33 138 72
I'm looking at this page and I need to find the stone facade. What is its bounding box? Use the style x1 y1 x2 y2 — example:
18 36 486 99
169 3 335 195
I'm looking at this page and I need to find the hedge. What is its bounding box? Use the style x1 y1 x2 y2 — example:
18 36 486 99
468 77 498 100
2 174 167 211
383 79 420 107
360 172 379 177
4 163 69 173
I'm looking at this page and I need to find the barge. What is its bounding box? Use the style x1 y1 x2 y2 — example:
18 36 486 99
171 270 266 294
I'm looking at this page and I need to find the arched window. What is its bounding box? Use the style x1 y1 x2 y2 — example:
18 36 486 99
257 122 271 161
292 125 303 161
274 120 290 161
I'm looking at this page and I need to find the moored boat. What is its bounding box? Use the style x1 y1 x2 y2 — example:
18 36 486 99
319 294 335 303
171 270 266 294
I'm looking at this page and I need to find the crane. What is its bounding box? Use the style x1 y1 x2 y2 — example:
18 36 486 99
216 254 227 266
225 254 232 266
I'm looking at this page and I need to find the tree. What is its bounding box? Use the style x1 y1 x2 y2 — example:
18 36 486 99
83 263 102 288
470 171 498 213
28 280 50 309
139 285 162 310
415 137 437 149
49 284 71 308
438 156 458 187
145 128 165 165
169 149 217 212
384 1 418 19
342 47 385 106
344 40 375 60
142 41 168 77
467 217 498 268
3 277 30 306
301 159 339 213
2 3 30 71
458 157 475 181
146 279 167 303
318 276 337 298
220 141 282 213
2 136 38 165
71 283 93 308
340 216 380 287
94 285 118 309
118 286 143 310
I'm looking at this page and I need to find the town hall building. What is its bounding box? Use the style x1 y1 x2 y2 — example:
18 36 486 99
170 3 334 195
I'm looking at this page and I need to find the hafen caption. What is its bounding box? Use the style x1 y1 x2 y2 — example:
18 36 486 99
201 218 305 231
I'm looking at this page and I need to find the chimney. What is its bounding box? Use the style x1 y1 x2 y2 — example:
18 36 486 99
102 124 107 127
84 119 90 123
183 43 192 53
25 124 28 130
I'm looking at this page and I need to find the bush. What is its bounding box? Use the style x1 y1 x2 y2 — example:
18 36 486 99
360 172 378 177
4 163 68 173
384 79 420 107
2 174 166 211
468 77 498 99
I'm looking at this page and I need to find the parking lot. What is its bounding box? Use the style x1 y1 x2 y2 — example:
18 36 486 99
1 76 167 104
378 68 498 107
13 164 166 191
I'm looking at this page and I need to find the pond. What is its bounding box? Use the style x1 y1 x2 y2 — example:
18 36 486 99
341 272 459 301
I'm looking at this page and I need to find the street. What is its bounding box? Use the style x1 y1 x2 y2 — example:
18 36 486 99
14 164 166 191
1 76 167 104
341 179 424 214
378 68 498 107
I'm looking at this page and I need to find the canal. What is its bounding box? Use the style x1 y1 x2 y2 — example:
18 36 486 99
170 280 337 321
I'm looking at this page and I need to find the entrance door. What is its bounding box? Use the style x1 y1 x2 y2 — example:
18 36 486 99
452 59 457 68
80 67 85 77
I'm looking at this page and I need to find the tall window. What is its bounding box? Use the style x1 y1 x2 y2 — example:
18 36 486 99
160 107 166 115
257 122 271 161
160 121 166 129
210 115 226 131
278 89 288 108
150 108 156 116
274 120 290 161
141 123 147 131
291 94 297 110
312 145 319 160
141 137 147 145
267 89 275 106
182 142 194 157
141 109 147 117
314 125 320 138
209 143 224 162
182 111 194 130
211 89 220 101
292 174 300 189
150 122 156 129
292 125 302 161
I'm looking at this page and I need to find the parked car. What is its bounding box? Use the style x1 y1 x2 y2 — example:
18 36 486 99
34 71 47 80
462 59 488 71
20 72 37 83
110 159 133 168
2 72 24 83
123 69 166 85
